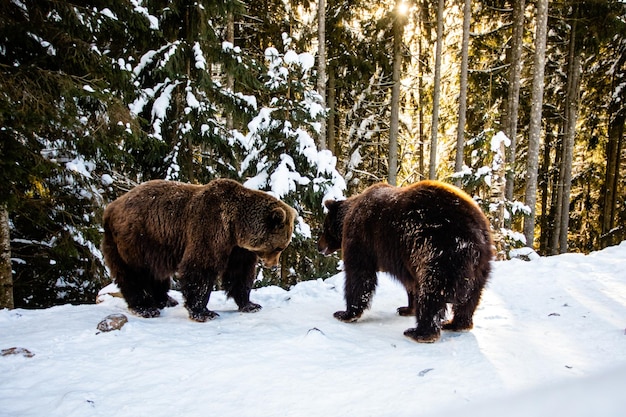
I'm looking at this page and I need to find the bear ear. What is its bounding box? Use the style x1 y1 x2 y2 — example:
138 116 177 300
268 207 287 227
324 200 338 209
324 199 342 212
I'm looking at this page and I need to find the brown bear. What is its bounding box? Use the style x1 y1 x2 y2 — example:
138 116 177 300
102 178 297 322
318 180 493 343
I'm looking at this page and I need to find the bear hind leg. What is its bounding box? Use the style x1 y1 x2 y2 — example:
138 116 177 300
404 299 446 343
442 287 482 332
443 261 489 332
116 267 163 318
404 275 447 343
223 247 262 313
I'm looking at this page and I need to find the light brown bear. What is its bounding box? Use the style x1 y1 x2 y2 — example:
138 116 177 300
102 179 296 322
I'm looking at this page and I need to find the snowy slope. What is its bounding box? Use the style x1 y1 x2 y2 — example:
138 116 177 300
1 242 625 417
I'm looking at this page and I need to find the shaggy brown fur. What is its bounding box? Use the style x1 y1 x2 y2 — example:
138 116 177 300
102 179 296 321
318 180 493 343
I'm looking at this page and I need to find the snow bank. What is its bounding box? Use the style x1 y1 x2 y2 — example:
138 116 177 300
1 243 625 417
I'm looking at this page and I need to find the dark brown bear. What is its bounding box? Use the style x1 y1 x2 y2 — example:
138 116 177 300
102 179 296 322
318 180 493 343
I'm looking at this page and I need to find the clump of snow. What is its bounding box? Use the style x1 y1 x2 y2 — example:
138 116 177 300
491 130 511 152
192 42 206 70
1 242 626 416
65 156 95 179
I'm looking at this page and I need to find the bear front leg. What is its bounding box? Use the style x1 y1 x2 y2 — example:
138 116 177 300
223 247 262 313
335 254 378 323
178 263 219 322
397 290 416 316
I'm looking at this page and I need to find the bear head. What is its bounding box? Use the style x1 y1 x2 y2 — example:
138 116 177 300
239 202 297 269
317 199 348 256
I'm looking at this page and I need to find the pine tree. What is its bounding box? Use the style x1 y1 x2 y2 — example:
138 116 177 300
0 0 151 306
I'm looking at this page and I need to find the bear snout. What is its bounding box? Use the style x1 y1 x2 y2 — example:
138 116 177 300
317 237 337 256
260 253 281 269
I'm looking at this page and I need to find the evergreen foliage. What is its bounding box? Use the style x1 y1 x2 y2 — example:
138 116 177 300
1 0 624 308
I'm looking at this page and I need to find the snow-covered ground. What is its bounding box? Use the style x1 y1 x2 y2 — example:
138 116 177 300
1 242 625 417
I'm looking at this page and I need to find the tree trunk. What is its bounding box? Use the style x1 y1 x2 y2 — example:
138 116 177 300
226 11 235 131
504 0 525 201
0 204 13 309
429 0 444 180
600 52 626 248
388 0 406 186
327 67 337 155
454 0 471 187
538 125 554 254
557 22 582 254
523 0 549 248
317 0 327 150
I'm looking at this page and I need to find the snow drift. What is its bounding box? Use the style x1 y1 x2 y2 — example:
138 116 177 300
1 242 626 417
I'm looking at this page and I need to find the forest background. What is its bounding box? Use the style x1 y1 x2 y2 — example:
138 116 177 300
0 0 624 309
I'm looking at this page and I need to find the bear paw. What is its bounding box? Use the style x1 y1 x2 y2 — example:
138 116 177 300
442 319 473 332
131 306 161 318
239 302 262 313
333 311 361 323
165 295 179 308
189 309 220 322
397 306 416 316
157 295 179 309
403 327 440 343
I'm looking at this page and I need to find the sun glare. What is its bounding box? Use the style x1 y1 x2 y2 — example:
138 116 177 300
397 1 409 15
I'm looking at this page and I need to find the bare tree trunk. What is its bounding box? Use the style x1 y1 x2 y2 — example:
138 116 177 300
429 0 444 180
317 0 327 150
538 125 554 254
454 0 471 187
418 35 425 178
557 22 582 254
523 0 549 248
328 67 337 155
549 131 563 255
600 53 625 248
388 0 406 186
504 0 525 201
0 204 13 309
226 12 235 131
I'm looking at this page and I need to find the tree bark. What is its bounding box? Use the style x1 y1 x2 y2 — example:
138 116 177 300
557 21 582 254
454 0 471 187
388 0 406 186
0 204 13 309
600 51 626 248
317 0 327 150
504 0 525 201
429 0 444 180
327 67 337 155
523 0 549 248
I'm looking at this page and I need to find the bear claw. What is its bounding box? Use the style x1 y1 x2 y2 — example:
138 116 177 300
189 309 220 322
397 306 416 316
403 328 440 343
131 307 161 318
334 311 360 323
442 320 473 332
239 303 262 313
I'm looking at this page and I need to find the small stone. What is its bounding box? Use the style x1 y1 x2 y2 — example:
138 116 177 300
1 347 35 358
97 313 128 332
